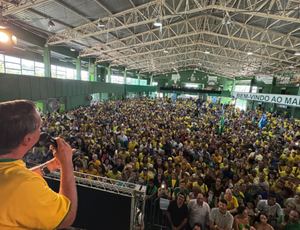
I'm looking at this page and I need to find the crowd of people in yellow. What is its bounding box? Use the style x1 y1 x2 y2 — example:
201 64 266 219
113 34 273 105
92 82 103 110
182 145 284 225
24 98 300 230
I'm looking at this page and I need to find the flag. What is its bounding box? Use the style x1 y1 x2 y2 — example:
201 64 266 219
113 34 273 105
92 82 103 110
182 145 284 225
219 110 225 134
259 116 267 129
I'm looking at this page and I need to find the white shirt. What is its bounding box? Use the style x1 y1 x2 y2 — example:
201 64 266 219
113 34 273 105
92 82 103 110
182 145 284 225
188 200 210 229
120 134 128 142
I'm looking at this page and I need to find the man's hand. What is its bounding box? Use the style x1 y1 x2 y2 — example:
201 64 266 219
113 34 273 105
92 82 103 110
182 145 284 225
46 158 61 171
50 138 73 166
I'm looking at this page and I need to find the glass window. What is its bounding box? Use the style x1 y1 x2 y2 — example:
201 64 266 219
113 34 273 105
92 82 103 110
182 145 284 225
22 59 34 70
6 69 21 74
153 82 158 86
140 79 147 85
81 70 89 81
5 62 21 70
126 77 132 84
5 56 20 64
111 75 124 84
66 68 76 80
185 83 199 88
131 78 138 85
35 62 44 68
235 85 250 92
0 61 4 73
57 66 66 72
22 70 35 76
35 67 44 77
0 54 4 61
251 86 257 93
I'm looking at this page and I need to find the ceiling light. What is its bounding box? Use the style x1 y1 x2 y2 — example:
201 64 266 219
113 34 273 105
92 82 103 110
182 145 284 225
295 52 300 56
164 49 169 54
154 17 162 27
222 13 231 25
290 65 295 69
98 19 105 28
172 62 175 64
0 32 9 42
132 48 136 53
70 47 75 51
204 50 210 54
193 70 196 73
247 51 253 55
48 20 55 28
198 62 202 65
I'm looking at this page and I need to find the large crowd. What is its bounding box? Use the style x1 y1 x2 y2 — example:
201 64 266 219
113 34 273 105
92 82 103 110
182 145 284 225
24 97 300 230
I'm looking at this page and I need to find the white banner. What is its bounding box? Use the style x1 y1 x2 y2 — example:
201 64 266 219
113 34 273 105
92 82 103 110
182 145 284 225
232 92 300 107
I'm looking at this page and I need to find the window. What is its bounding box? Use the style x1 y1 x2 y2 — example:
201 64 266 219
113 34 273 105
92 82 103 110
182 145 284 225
185 83 199 88
127 78 139 85
35 62 44 77
111 75 124 84
140 79 147 85
66 68 76 80
5 55 21 74
235 85 250 92
81 70 89 81
22 59 35 76
251 86 257 93
152 82 158 86
0 54 4 73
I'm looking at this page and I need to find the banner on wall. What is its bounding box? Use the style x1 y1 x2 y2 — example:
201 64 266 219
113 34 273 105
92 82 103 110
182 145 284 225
232 92 300 107
255 75 273 84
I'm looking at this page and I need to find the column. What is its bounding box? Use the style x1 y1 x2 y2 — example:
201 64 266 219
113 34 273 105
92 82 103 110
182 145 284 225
269 77 276 112
137 73 141 85
232 79 236 92
150 75 153 86
88 63 97 82
76 57 81 80
43 46 51 78
106 67 111 83
123 70 127 84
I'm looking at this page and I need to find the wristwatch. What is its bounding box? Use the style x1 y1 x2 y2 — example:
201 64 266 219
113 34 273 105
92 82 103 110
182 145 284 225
40 163 51 176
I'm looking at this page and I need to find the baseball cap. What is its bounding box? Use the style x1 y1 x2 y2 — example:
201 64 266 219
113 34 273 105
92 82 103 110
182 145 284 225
184 172 190 177
143 167 148 171
168 157 173 161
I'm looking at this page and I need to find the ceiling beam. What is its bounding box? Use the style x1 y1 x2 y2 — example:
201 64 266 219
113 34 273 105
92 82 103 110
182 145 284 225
46 0 300 45
2 0 54 16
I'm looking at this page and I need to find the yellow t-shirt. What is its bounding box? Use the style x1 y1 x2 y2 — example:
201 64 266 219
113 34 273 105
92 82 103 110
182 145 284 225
192 182 208 195
127 142 138 153
139 173 153 185
212 154 222 163
119 151 130 160
224 196 239 210
89 160 101 168
107 170 121 180
0 159 71 229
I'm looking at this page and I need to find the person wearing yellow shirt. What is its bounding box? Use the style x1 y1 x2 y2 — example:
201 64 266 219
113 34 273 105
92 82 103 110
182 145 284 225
164 165 174 180
180 158 191 171
107 168 121 180
279 166 295 178
88 154 101 168
119 148 130 160
139 167 153 185
180 172 192 192
192 177 208 196
281 151 295 167
224 189 238 214
212 150 222 164
84 163 97 176
165 157 175 168
127 138 138 153
175 151 184 163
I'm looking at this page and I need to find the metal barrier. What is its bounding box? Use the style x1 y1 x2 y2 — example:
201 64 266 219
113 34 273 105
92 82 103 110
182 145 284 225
145 198 170 230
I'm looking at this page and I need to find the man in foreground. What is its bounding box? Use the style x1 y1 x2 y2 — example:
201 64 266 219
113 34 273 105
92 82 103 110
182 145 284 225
167 192 188 230
0 100 77 229
209 199 234 230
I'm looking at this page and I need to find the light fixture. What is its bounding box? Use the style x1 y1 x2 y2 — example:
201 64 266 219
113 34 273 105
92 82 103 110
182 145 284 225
164 49 169 54
0 31 9 42
98 19 105 28
289 65 295 69
70 47 75 51
247 50 253 55
295 51 300 56
48 20 55 28
154 17 162 27
222 12 231 25
193 70 196 73
132 48 136 53
172 62 175 64
204 50 210 54
198 62 202 65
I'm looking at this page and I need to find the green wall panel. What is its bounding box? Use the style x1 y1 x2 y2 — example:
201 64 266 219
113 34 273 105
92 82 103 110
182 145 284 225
18 77 31 100
46 78 56 98
72 82 77 96
55 80 62 97
61 80 67 97
39 78 48 99
67 82 73 96
30 77 40 101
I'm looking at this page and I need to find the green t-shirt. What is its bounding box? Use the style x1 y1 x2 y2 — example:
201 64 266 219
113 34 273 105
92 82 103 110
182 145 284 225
282 221 300 230
146 185 158 195
172 187 190 201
